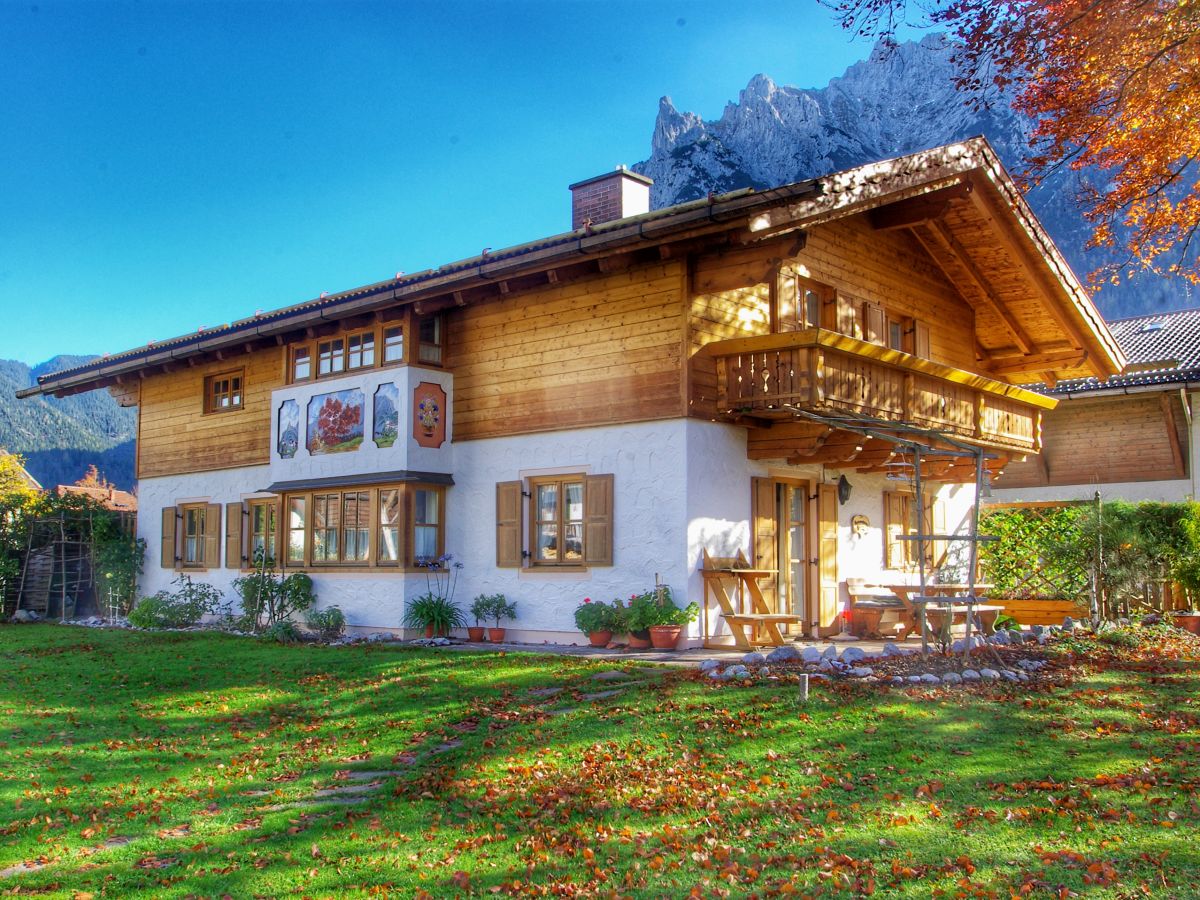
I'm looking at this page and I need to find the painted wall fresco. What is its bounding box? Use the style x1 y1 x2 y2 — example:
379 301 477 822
413 382 447 449
373 383 399 448
306 388 364 455
277 399 300 459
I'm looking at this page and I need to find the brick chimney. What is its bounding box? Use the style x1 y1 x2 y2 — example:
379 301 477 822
569 166 653 230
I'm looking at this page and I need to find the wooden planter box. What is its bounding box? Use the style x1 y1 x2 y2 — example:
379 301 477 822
989 597 1087 625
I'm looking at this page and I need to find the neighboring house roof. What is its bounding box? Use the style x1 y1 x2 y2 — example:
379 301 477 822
1043 307 1200 396
16 137 1124 400
54 484 138 513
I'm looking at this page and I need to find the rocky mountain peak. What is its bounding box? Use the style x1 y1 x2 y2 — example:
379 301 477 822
634 35 1187 319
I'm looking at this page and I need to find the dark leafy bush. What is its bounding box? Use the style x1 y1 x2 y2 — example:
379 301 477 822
128 575 224 628
305 606 346 640
232 555 316 633
262 621 303 644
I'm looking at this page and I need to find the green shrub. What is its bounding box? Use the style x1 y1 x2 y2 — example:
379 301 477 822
232 555 317 633
262 621 303 644
127 575 224 628
305 606 346 640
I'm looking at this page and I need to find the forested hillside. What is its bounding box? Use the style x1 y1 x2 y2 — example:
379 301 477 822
0 357 136 490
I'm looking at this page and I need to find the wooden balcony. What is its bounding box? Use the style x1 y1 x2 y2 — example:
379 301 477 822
698 329 1054 455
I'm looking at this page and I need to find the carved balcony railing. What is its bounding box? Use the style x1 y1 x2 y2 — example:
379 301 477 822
701 330 1053 453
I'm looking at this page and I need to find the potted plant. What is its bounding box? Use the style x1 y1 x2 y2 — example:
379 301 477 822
640 586 699 650
573 597 626 647
625 591 658 649
403 593 466 638
467 594 494 642
486 594 517 642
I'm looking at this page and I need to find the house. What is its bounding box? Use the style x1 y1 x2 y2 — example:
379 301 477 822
17 139 1123 645
992 308 1200 503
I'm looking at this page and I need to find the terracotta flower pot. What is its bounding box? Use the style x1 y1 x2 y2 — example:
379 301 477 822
627 630 652 650
423 625 448 639
588 630 613 647
487 627 506 643
467 626 486 642
649 625 682 650
1173 612 1200 636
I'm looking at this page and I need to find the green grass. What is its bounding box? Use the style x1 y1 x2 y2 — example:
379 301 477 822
0 625 1197 898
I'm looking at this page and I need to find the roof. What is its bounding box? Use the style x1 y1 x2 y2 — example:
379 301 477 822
54 484 138 513
1043 307 1200 396
17 137 1123 399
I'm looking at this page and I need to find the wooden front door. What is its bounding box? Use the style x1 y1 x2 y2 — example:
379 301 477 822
753 477 817 633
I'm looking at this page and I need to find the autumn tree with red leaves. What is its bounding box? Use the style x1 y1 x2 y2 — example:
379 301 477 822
825 0 1200 285
316 396 362 446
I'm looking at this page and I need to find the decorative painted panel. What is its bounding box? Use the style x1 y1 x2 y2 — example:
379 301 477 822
277 399 299 459
306 388 364 455
373 383 399 448
413 382 447 449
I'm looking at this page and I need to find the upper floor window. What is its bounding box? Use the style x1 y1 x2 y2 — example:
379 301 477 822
204 371 243 413
776 271 830 332
285 315 441 385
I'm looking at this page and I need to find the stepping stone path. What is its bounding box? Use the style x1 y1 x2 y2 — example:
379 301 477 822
592 670 632 682
1 836 131 880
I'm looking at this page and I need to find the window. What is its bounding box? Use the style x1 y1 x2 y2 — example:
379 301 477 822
317 338 345 376
281 483 445 568
285 320 424 384
292 347 312 382
383 326 404 363
161 503 220 570
204 371 243 413
495 474 613 569
776 271 830 332
346 331 375 370
418 315 443 365
888 319 906 352
248 500 277 564
531 477 584 566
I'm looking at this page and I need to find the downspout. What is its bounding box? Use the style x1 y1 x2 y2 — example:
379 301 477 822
1182 388 1195 501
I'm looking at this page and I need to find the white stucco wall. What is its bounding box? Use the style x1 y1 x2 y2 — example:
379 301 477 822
136 414 980 645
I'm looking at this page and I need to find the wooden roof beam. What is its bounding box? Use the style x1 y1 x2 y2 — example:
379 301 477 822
867 182 973 231
964 185 1093 356
987 350 1089 378
921 220 1035 355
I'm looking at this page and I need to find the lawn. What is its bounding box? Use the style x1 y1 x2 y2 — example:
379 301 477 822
0 625 1197 898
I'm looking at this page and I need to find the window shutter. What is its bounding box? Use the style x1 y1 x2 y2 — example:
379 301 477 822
225 502 244 569
883 492 905 570
863 302 886 346
913 321 931 359
204 503 222 569
495 481 523 568
817 483 840 629
750 477 777 605
920 493 935 570
931 496 947 570
835 295 859 337
161 506 179 570
583 474 614 567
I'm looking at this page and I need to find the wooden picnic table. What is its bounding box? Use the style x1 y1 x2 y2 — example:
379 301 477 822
700 549 802 650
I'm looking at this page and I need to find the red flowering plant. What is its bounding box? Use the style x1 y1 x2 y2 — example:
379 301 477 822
573 597 627 635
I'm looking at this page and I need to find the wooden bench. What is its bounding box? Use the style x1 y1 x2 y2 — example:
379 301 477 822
846 579 912 639
917 601 1005 635
701 549 801 650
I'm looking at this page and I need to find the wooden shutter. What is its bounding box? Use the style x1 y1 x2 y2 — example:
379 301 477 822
817 484 840 630
161 506 179 570
883 491 906 570
583 474 614 567
863 302 886 346
835 294 859 337
204 503 221 569
225 501 244 569
913 321 931 359
776 270 798 331
495 481 523 568
750 478 778 611
920 492 935 569
931 495 948 570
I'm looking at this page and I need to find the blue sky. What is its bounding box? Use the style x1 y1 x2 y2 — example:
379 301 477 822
0 1 897 367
